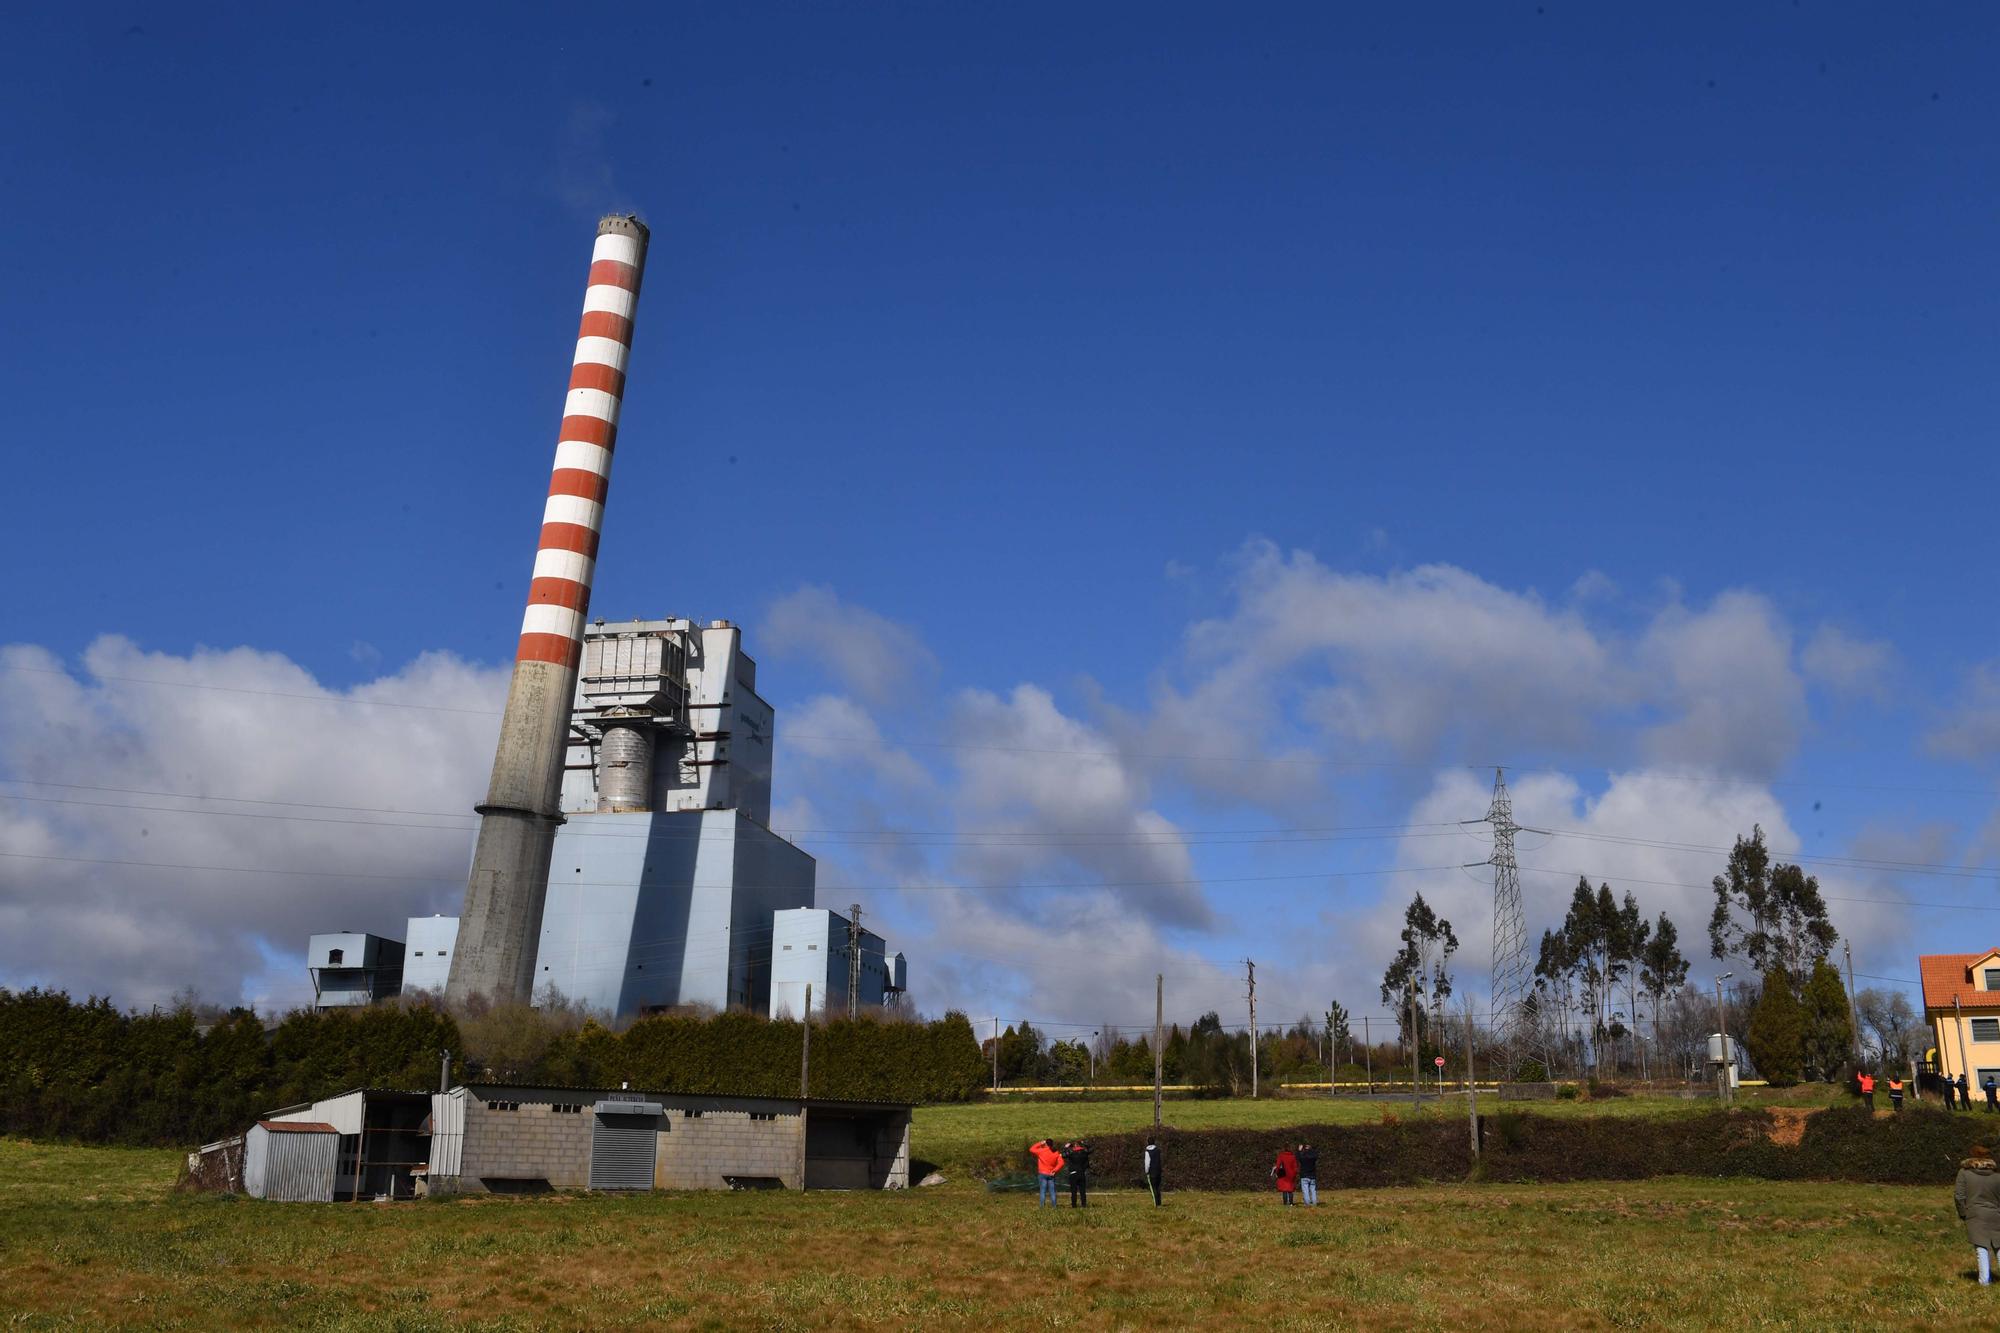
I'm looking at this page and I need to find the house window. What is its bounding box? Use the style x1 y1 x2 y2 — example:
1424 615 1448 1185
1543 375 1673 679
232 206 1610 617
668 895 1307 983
488 1101 520 1112
1972 1018 2000 1044
328 949 344 965
1985 969 2000 990
749 1112 776 1121
685 1109 702 1119
413 951 423 957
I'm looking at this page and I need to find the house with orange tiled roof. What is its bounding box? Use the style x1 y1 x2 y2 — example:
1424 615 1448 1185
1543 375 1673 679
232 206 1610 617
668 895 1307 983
1918 950 2000 1085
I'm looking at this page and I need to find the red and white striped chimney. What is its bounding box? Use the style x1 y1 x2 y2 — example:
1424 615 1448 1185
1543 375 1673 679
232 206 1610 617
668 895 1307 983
447 215 650 1006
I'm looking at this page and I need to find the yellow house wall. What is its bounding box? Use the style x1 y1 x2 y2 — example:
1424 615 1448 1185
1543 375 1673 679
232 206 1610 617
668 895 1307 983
1931 1012 2000 1081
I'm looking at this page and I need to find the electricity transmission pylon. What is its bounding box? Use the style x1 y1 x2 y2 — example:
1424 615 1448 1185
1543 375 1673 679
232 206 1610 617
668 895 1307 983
1480 768 1530 1076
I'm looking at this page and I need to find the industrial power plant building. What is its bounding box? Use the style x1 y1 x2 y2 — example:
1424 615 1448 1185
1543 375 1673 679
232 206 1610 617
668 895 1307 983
768 907 906 1019
307 620 908 1020
535 617 815 1016
302 220 907 1020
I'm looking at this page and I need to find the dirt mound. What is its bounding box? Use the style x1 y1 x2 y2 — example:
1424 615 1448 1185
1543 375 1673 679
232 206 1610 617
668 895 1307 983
1766 1107 1814 1147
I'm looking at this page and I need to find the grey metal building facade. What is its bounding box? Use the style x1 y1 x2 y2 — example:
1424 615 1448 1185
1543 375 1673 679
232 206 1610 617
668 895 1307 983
425 1083 911 1194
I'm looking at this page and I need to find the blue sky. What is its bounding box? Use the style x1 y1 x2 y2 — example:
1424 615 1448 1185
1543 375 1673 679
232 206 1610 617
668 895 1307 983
3 5 1997 1032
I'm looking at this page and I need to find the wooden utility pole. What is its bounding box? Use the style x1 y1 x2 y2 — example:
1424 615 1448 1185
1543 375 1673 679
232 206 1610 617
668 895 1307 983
1363 1015 1372 1093
992 1017 1000 1094
1153 974 1164 1129
1326 1005 1337 1099
800 984 812 1097
798 983 812 1191
1843 941 1863 1066
1408 978 1421 1109
1464 997 1480 1158
1245 960 1259 1099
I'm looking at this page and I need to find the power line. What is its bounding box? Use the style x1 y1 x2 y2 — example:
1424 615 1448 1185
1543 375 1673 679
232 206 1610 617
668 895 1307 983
8 661 1999 799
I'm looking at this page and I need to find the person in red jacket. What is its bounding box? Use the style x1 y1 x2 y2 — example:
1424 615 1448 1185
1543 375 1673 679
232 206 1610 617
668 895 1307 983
1271 1146 1300 1205
1029 1138 1065 1208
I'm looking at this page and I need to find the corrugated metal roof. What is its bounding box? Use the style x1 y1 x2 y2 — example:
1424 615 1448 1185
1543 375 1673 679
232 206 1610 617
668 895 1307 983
260 1087 433 1118
257 1120 337 1134
1920 951 2000 1012
460 1082 912 1110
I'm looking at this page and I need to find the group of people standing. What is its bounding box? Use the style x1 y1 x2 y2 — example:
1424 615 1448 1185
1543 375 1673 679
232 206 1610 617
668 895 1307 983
1026 1136 1168 1207
1029 1137 1105 1208
1270 1143 1320 1205
1939 1073 2000 1113
1860 1070 2000 1112
1028 1137 1316 1208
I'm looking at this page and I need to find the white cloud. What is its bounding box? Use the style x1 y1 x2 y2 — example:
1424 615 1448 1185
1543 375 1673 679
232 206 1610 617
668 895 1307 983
916 888 1245 1031
946 685 1208 929
1801 625 1896 702
1927 661 2000 763
0 637 504 1010
781 695 929 790
1340 767 1912 1011
1636 591 1802 777
1126 545 1814 797
762 585 937 706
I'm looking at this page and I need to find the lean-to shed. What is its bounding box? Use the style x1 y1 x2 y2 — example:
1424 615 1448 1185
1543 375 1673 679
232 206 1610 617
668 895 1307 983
243 1121 338 1202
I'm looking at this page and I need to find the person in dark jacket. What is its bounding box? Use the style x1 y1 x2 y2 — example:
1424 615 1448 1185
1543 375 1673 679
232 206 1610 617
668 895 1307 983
1295 1142 1320 1206
1956 1143 2000 1285
1985 1075 1998 1113
1063 1139 1091 1207
1271 1147 1299 1205
1961 1073 1973 1110
1143 1136 1163 1206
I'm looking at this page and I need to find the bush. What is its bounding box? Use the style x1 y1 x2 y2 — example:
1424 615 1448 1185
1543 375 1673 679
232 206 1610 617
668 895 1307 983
1555 1084 1580 1100
1062 1107 1995 1190
0 988 989 1148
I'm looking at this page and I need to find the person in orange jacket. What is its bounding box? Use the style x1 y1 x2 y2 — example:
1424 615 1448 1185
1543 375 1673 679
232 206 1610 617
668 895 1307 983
1888 1075 1905 1111
1857 1071 1875 1111
1029 1138 1065 1208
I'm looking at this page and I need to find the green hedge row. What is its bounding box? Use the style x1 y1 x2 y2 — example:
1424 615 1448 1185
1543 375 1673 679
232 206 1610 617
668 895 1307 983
1045 1107 1995 1191
545 1010 989 1104
0 989 989 1148
0 990 459 1148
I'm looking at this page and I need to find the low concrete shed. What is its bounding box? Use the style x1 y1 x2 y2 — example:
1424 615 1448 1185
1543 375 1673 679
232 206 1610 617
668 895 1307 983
427 1084 912 1195
243 1121 338 1201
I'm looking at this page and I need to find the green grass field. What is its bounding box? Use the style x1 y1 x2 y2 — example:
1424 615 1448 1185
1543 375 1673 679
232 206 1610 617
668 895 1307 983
4 1087 1981 1332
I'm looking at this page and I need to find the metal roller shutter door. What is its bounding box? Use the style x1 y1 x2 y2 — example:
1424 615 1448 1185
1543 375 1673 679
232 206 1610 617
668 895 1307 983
590 1113 658 1190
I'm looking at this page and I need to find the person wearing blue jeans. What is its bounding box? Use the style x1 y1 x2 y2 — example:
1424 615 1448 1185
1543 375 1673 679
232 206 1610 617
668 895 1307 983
1295 1143 1320 1206
1955 1145 2000 1285
1029 1138 1065 1208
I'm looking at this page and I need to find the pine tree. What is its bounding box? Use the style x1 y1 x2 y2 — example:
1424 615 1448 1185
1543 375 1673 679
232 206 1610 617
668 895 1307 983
1744 966 1805 1087
1326 1001 1352 1069
1800 958 1855 1081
